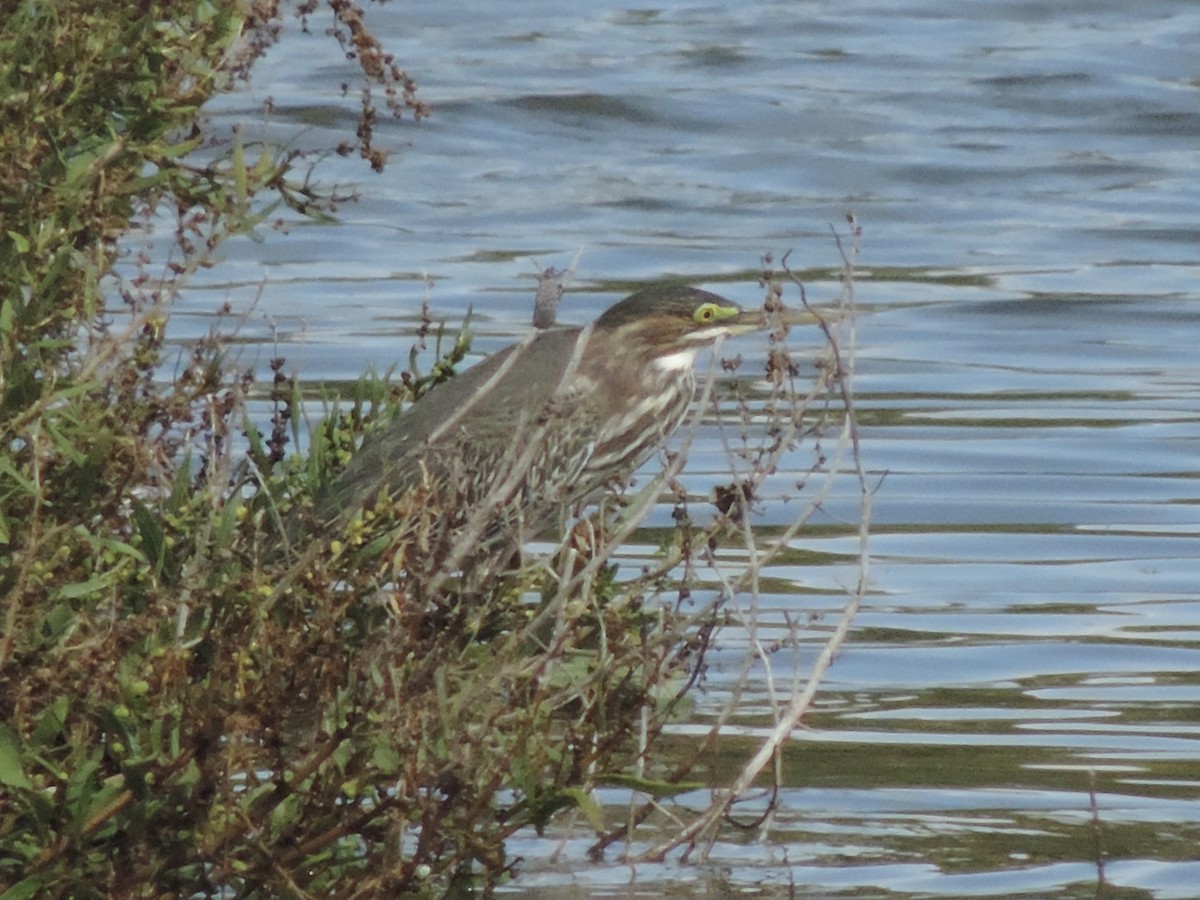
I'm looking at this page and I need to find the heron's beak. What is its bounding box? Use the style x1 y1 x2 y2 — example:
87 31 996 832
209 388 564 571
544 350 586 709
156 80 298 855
776 305 842 328
724 302 842 337
724 305 768 335
739 304 844 333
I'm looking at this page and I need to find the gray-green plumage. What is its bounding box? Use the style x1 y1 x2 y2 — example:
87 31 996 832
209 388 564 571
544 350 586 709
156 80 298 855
318 284 760 573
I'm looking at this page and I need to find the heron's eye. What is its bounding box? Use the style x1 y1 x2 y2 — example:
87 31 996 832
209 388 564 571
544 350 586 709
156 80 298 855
694 303 718 324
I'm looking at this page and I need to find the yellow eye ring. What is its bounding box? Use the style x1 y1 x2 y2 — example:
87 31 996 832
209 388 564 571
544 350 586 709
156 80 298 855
693 301 738 325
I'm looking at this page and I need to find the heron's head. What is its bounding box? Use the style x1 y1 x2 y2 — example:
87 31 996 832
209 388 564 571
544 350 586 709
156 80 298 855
594 285 760 371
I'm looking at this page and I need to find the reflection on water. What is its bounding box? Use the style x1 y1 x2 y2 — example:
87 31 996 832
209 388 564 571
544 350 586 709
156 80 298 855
188 0 1200 895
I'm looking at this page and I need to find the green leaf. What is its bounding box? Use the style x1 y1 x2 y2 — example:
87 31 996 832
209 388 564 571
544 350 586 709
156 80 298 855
66 753 104 819
31 695 69 746
0 456 35 494
154 135 202 159
560 787 606 832
63 138 118 190
596 772 706 798
132 499 165 574
213 489 243 551
0 876 47 900
244 418 265 465
269 791 303 835
169 453 193 510
371 744 401 774
0 725 33 789
231 128 247 209
4 231 28 253
54 571 119 600
79 773 128 837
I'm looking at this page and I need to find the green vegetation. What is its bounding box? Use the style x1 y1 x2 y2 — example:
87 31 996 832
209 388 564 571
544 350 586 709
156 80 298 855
0 3 851 897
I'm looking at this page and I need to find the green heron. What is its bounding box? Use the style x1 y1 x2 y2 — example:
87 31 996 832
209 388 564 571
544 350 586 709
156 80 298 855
317 284 762 580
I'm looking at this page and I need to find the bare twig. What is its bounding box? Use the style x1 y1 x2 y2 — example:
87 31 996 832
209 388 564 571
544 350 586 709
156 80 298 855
638 218 869 862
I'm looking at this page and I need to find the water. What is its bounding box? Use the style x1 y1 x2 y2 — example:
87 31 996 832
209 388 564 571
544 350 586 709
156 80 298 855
184 1 1200 896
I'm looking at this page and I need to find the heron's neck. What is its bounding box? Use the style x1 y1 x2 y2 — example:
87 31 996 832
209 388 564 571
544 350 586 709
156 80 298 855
652 346 700 373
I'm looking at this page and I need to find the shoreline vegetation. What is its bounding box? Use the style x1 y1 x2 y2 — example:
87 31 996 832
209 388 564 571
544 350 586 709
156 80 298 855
0 3 864 896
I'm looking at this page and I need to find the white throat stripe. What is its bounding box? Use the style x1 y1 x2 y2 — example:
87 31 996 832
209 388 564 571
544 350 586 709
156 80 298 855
653 347 700 372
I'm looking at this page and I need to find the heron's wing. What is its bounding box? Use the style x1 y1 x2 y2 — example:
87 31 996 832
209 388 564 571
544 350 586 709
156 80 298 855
321 326 586 519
